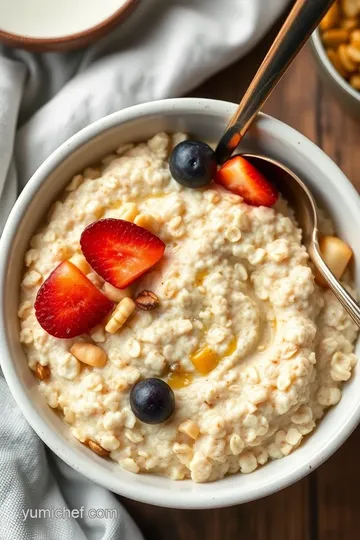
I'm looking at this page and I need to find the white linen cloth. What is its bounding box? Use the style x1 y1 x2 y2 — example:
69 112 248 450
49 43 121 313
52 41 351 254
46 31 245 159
0 1 289 538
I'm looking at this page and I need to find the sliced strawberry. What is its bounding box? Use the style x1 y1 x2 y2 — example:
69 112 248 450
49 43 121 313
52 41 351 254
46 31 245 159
35 260 113 339
215 156 278 207
80 219 166 289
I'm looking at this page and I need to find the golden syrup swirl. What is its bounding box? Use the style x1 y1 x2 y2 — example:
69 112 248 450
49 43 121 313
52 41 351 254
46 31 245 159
168 371 193 389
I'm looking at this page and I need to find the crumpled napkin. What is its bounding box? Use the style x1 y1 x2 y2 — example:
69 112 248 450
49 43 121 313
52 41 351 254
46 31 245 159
0 1 289 538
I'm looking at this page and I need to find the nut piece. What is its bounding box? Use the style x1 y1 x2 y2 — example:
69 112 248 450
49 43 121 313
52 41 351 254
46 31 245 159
315 235 353 287
338 44 357 71
322 28 349 47
350 73 360 88
346 44 360 62
342 0 360 18
88 440 110 457
105 297 135 334
178 420 200 440
341 17 358 30
320 2 360 85
103 282 131 303
118 203 138 222
35 363 50 381
320 3 339 31
350 29 360 46
134 213 160 234
70 342 107 367
69 253 91 275
135 290 159 311
327 48 348 77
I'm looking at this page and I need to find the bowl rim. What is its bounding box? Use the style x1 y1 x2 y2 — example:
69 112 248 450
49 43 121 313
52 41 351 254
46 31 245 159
0 0 139 52
1 97 360 509
310 28 360 103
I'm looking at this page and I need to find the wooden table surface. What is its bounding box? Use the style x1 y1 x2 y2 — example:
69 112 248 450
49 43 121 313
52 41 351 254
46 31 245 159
120 17 360 540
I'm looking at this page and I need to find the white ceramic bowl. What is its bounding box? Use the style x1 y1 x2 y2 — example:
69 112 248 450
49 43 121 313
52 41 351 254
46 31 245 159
311 29 360 115
1 98 360 509
0 0 138 51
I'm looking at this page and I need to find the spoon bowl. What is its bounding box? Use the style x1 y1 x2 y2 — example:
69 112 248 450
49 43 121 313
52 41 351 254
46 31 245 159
214 0 360 327
242 153 360 327
242 154 318 246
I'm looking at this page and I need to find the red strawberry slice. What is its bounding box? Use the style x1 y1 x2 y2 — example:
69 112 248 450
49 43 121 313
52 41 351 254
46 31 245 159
80 219 166 289
35 260 113 339
215 156 278 207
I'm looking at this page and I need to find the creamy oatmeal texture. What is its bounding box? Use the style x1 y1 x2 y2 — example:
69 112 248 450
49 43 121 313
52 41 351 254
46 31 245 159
19 133 358 482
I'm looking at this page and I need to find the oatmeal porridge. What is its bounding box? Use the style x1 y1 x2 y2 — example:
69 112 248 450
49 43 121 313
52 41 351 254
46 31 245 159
18 132 358 483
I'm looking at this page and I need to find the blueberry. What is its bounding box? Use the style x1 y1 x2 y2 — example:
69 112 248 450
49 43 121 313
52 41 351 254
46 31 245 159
130 378 175 424
170 140 217 188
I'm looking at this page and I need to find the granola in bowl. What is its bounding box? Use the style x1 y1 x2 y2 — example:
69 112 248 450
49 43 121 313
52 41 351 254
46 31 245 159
18 132 358 483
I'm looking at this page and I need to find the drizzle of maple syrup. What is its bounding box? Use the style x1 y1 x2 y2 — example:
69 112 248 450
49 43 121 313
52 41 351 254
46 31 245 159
166 336 238 388
168 370 193 389
225 336 237 357
190 345 219 375
188 336 238 377
194 270 208 287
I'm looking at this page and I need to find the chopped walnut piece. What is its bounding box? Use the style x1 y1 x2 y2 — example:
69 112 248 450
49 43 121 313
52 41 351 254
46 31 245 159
135 290 159 311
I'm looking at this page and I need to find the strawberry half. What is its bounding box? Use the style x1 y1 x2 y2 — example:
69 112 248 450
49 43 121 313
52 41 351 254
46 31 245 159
215 156 278 207
80 219 166 289
35 260 113 339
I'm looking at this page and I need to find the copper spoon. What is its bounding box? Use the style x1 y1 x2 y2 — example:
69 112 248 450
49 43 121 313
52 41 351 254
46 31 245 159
215 0 360 327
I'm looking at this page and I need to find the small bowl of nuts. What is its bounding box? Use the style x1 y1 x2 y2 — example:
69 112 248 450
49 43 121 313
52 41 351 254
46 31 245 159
311 0 360 113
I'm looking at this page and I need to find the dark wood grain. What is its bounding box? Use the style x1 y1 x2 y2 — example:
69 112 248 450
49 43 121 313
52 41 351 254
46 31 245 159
121 478 310 540
264 46 360 191
315 427 360 540
120 17 360 540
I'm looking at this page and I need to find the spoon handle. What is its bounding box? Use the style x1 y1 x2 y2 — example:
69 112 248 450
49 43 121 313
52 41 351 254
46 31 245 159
215 0 335 164
311 241 360 328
